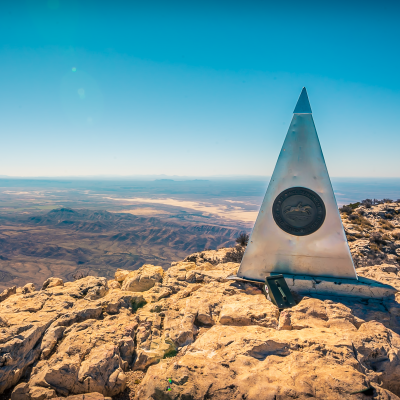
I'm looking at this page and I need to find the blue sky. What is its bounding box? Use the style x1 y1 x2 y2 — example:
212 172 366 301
1 0 399 177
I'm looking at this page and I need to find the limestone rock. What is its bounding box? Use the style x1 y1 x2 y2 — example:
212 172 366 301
4 242 400 400
21 283 36 294
136 323 400 400
133 310 176 371
29 310 134 396
11 382 30 400
278 297 364 331
42 277 64 290
114 269 131 283
0 276 133 396
142 285 172 303
54 394 107 400
162 260 239 294
29 386 57 400
357 264 400 290
121 264 164 292
0 285 16 302
218 293 279 328
107 280 121 290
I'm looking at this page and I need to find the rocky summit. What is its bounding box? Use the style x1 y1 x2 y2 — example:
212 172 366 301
1 202 400 400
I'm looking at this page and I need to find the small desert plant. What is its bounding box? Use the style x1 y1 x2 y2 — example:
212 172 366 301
350 215 372 229
163 348 178 359
381 233 391 241
132 298 147 313
361 199 373 208
339 205 353 214
223 245 245 263
370 243 380 252
383 198 393 203
235 232 249 247
379 220 395 231
370 231 385 245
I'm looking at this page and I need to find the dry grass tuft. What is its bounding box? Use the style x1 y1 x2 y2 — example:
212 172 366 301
379 220 395 231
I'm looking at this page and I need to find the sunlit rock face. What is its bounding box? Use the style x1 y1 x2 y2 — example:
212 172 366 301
2 216 400 400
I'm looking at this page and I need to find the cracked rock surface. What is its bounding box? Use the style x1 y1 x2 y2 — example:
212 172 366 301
2 244 400 399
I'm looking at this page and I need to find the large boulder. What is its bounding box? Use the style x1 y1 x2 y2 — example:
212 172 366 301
121 265 164 292
21 283 36 294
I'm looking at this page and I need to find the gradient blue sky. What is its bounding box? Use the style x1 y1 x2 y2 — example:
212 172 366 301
1 0 399 177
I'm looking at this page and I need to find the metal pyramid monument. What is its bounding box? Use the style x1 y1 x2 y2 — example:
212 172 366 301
238 88 357 281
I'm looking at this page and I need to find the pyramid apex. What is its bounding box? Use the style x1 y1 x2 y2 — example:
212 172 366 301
294 87 312 114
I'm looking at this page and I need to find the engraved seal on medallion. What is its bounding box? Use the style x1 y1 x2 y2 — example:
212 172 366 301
272 187 326 236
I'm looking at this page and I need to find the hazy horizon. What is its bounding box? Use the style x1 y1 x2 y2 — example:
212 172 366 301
2 175 400 180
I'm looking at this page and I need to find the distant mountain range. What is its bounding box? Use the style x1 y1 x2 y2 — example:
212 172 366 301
0 207 247 291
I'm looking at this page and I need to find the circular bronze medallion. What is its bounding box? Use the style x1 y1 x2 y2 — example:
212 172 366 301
272 187 326 236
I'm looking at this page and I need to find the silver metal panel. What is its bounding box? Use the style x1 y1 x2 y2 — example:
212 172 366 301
293 87 312 114
238 89 357 281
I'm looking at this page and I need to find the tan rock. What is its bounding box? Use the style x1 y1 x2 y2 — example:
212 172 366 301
21 283 36 294
0 285 16 302
142 286 172 303
114 269 131 283
133 310 176 370
107 280 121 290
162 281 274 348
60 393 106 400
29 310 135 396
358 264 400 291
351 321 400 395
41 277 64 290
218 294 279 328
121 265 164 292
11 382 30 400
0 276 128 395
162 261 239 293
278 297 364 331
40 325 66 359
136 324 400 400
5 242 400 400
29 386 57 400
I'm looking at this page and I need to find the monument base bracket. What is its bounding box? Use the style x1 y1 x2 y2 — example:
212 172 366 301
226 274 397 300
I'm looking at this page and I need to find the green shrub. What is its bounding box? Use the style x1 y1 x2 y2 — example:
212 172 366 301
223 246 245 263
235 232 249 247
163 348 178 359
132 298 147 313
